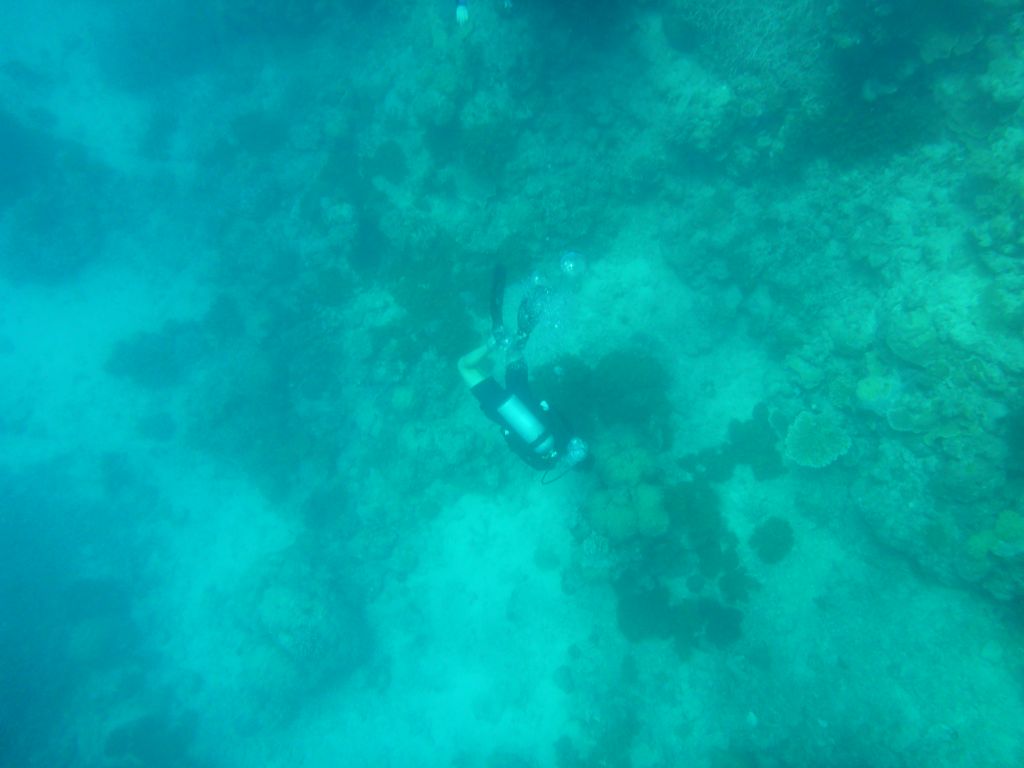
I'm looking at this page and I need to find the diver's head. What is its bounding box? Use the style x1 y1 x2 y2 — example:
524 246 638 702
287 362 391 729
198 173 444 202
564 436 589 467
542 436 590 484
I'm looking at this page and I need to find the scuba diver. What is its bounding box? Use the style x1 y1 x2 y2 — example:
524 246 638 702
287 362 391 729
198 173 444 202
459 265 589 480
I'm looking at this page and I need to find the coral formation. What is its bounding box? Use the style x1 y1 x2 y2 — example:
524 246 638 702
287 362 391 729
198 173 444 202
784 410 851 468
586 482 669 541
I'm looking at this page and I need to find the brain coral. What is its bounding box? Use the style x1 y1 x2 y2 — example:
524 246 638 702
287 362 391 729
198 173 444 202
784 410 851 468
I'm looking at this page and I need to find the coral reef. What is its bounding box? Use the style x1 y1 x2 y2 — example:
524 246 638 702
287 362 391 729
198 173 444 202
8 0 1024 764
784 410 852 468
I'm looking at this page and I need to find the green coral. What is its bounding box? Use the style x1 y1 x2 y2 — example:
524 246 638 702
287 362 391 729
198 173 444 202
784 410 851 468
855 373 899 413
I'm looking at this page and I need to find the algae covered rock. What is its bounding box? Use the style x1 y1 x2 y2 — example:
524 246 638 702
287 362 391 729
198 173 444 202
784 410 851 468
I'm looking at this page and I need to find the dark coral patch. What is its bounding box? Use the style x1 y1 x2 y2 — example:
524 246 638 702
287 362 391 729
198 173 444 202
750 517 795 564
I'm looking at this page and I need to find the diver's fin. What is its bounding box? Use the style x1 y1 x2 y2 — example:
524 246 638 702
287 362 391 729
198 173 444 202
490 264 507 332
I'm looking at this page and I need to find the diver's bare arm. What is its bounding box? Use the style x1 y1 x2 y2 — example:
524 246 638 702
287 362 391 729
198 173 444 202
458 343 493 388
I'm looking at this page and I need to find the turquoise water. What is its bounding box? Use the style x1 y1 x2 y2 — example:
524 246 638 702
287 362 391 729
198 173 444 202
2 1 1023 765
